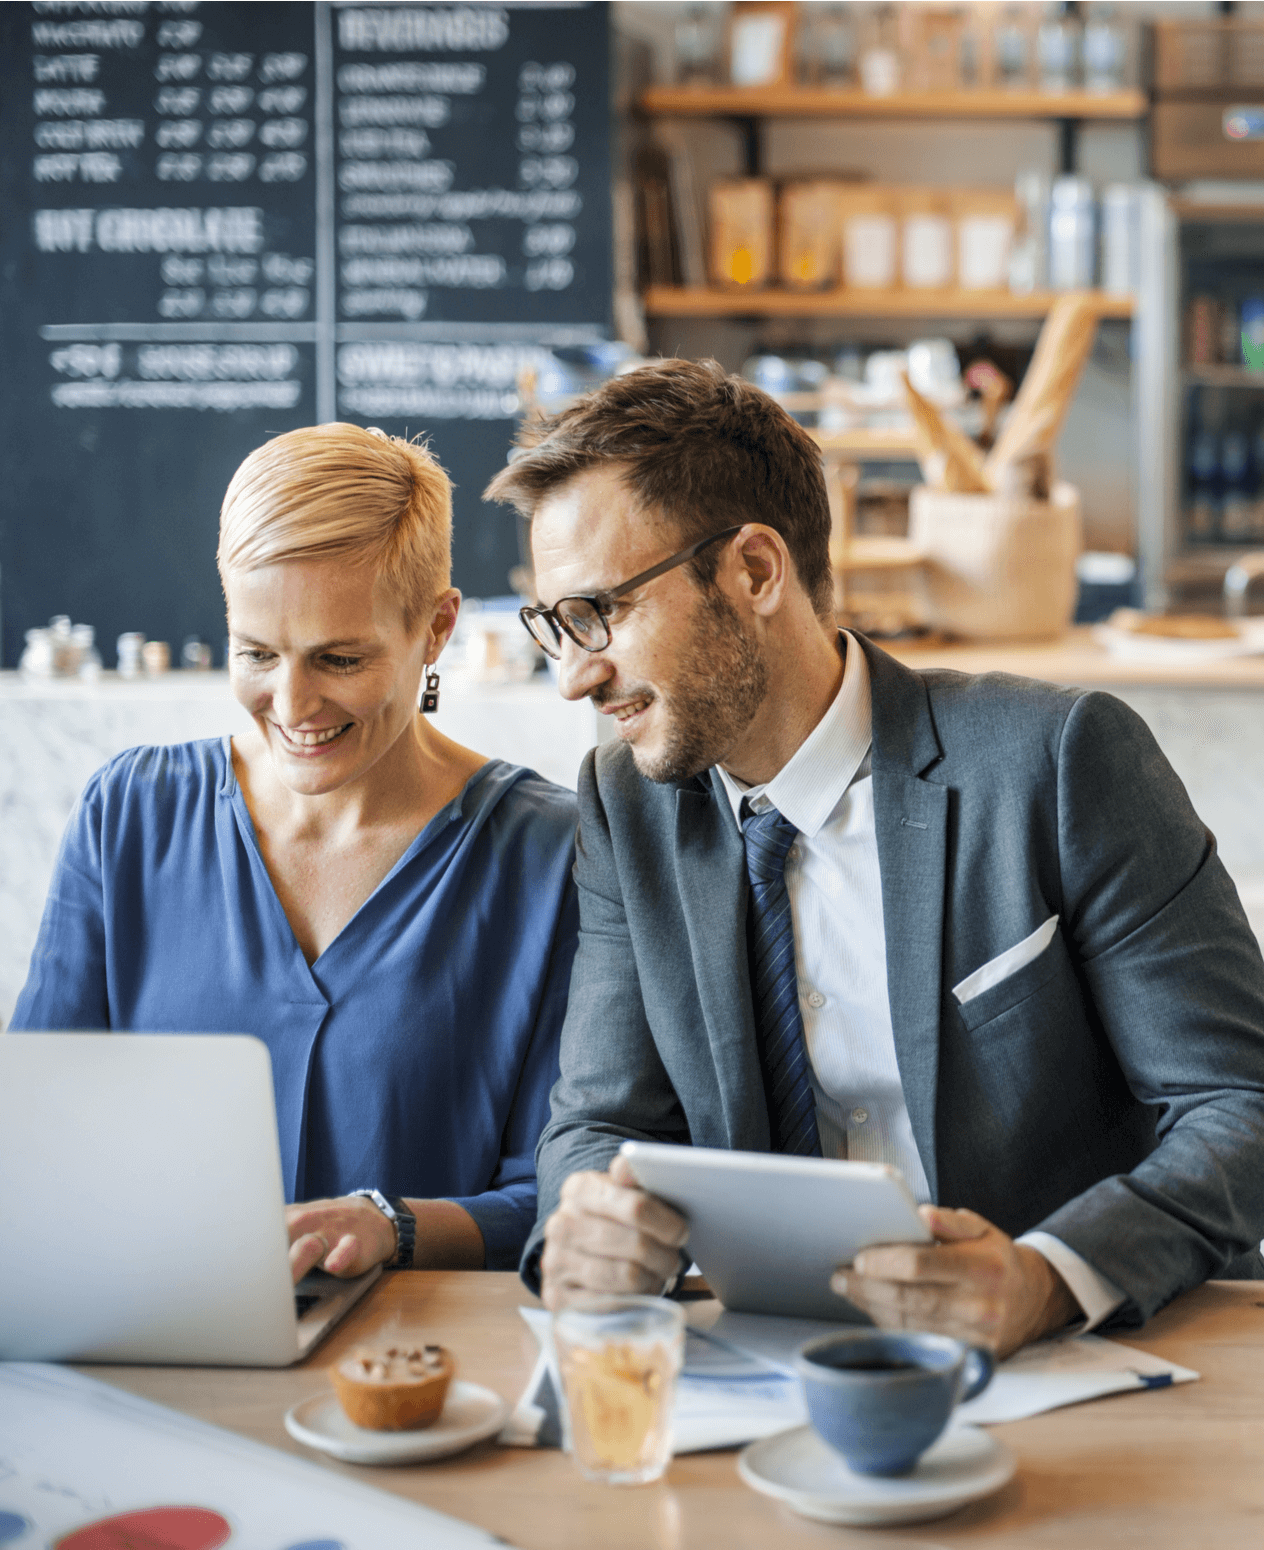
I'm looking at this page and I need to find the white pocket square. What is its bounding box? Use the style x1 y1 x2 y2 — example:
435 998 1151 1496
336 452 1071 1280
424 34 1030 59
952 915 1060 1006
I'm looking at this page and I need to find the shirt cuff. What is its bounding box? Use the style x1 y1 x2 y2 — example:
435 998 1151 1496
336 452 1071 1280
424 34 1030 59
446 1191 533 1272
1017 1230 1126 1332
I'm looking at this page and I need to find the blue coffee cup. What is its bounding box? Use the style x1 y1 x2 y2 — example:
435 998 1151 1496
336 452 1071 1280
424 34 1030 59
795 1330 994 1477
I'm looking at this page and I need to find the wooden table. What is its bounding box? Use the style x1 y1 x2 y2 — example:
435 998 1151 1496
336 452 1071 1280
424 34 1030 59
83 1274 1264 1549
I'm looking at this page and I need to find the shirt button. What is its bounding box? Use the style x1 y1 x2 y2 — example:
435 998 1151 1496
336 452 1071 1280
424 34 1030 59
806 990 826 1009
851 1107 869 1125
787 845 801 864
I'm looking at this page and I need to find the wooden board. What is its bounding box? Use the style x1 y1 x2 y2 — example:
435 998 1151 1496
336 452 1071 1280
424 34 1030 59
644 286 1134 319
641 86 1148 121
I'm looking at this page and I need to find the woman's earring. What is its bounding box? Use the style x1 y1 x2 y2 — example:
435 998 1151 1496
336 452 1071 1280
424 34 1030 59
421 667 441 714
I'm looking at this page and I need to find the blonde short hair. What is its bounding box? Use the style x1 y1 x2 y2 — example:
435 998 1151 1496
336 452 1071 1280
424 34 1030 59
218 423 452 632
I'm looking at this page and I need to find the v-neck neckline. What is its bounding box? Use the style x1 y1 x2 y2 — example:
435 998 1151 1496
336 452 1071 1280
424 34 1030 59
219 737 501 973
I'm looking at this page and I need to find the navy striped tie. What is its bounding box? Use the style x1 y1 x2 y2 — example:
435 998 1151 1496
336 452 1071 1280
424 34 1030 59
742 803 822 1157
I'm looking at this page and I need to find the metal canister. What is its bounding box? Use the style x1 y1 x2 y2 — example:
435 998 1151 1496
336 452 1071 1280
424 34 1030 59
1049 176 1096 290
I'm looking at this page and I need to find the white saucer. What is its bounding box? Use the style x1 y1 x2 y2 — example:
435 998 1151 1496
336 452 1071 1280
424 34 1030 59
285 1381 509 1465
738 1424 1015 1527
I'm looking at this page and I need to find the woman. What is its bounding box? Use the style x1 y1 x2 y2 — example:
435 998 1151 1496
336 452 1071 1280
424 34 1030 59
12 423 578 1276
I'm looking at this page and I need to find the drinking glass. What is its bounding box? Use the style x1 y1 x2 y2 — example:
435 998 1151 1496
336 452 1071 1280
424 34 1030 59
553 1295 685 1485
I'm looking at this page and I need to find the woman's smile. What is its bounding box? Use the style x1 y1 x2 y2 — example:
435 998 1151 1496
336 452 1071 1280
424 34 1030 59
272 721 355 752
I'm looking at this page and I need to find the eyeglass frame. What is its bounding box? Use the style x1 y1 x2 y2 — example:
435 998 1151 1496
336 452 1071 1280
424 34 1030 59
519 524 745 660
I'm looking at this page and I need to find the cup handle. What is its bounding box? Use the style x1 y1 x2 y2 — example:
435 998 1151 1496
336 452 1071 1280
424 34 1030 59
958 1346 994 1403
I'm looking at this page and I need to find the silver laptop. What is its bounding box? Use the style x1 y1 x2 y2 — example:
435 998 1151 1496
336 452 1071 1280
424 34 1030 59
0 1032 380 1365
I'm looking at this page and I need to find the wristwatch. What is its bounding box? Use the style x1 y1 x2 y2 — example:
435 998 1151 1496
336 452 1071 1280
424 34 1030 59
351 1188 417 1269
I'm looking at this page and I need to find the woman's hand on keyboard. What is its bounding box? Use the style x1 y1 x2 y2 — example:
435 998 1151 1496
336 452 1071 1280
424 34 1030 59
286 1196 397 1283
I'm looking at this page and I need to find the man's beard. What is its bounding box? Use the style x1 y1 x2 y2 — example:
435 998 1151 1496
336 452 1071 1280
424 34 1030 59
599 587 768 784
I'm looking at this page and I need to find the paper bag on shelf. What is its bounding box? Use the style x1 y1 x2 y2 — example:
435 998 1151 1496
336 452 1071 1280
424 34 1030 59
709 178 774 289
778 180 842 290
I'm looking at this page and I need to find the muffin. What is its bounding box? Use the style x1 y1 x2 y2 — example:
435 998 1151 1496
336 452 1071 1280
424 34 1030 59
329 1343 456 1431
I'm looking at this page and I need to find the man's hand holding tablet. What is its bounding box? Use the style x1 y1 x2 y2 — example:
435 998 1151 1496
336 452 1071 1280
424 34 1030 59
540 1154 691 1307
540 1150 1078 1358
835 1205 1079 1359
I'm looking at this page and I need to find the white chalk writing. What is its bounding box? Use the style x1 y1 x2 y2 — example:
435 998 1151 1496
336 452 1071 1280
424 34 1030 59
33 54 100 83
337 62 484 93
52 380 302 410
31 18 144 49
31 206 266 254
338 94 449 128
35 118 145 149
338 8 509 53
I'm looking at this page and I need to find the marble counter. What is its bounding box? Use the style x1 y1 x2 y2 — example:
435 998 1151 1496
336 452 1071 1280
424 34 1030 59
3 653 1263 1025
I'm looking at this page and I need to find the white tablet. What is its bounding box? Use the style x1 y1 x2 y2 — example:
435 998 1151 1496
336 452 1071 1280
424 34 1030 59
619 1142 931 1322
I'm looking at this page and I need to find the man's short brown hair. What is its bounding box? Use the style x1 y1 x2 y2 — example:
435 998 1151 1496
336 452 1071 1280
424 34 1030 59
485 357 834 616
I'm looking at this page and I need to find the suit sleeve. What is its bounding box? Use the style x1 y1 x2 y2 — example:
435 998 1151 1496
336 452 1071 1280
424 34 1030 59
519 750 691 1292
9 769 110 1031
1034 689 1264 1323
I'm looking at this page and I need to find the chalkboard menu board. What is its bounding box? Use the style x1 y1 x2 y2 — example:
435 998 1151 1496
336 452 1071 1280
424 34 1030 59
0 1 610 666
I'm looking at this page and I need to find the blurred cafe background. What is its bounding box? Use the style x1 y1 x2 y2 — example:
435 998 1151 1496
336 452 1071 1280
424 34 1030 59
6 0 1264 1021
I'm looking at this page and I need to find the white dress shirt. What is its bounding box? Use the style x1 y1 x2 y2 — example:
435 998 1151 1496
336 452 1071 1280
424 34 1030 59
715 632 1124 1329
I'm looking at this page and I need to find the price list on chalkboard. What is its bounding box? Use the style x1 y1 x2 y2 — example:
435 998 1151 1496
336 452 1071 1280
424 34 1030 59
0 1 610 665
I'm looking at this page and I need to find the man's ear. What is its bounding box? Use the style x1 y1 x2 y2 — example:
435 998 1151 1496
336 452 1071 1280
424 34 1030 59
732 526 791 617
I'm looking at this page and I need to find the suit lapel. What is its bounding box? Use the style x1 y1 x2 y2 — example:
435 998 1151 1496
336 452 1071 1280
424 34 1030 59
861 636 948 1202
674 781 770 1150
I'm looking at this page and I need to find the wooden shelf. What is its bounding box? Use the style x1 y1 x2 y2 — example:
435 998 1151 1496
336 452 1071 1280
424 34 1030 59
1171 199 1264 224
837 536 927 571
814 427 920 457
640 86 1148 121
1167 547 1264 584
644 286 1135 320
1184 365 1264 387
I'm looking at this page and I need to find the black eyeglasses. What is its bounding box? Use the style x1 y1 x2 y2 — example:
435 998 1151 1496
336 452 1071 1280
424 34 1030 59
520 525 744 660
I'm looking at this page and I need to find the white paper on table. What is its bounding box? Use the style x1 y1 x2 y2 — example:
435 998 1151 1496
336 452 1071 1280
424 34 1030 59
0 1363 507 1550
697 1313 1199 1425
956 1330 1199 1424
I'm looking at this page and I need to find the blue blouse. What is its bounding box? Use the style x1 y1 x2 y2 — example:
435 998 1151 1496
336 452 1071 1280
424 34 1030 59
11 740 579 1270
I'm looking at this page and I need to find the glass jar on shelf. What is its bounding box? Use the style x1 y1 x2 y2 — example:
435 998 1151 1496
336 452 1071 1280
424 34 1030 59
859 3 901 96
1083 3 1126 93
993 5 1032 90
1037 1 1081 93
72 623 102 681
799 4 857 87
674 4 721 87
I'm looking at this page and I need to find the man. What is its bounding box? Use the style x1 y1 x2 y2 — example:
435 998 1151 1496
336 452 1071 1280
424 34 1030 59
486 358 1264 1356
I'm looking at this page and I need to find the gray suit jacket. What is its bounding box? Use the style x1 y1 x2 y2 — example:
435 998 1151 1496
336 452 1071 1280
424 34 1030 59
523 636 1264 1323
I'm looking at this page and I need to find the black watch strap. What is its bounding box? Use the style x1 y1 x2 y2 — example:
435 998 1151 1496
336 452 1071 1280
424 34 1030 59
351 1188 417 1268
384 1193 416 1268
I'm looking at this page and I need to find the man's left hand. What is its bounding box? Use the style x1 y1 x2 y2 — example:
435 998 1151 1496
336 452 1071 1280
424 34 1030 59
831 1205 1080 1359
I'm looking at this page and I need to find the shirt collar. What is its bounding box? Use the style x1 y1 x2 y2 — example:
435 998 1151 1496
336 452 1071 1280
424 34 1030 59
714 631 873 838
